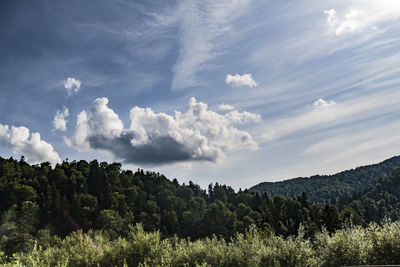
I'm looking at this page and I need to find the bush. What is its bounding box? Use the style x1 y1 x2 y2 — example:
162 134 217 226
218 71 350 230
315 226 371 267
368 220 400 264
3 221 400 266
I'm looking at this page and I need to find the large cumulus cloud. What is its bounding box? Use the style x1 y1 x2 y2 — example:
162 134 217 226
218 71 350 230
65 97 261 165
0 124 61 166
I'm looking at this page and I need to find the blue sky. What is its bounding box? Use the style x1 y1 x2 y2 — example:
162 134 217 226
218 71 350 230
1 0 400 189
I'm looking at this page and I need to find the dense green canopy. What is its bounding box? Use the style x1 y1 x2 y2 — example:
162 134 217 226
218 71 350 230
1 155 400 266
250 156 400 203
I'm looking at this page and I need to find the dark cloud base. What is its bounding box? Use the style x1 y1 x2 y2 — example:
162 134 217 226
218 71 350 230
88 132 196 165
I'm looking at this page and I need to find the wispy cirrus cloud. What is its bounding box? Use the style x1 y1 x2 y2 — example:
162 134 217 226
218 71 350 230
261 98 338 141
66 97 261 165
259 87 400 143
172 0 251 90
304 122 400 159
301 119 400 176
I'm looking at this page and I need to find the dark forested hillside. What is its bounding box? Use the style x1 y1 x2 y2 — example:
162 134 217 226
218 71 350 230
249 156 400 203
0 156 355 257
347 168 400 222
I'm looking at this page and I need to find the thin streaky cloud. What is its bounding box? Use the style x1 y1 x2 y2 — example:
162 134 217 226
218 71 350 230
172 0 251 90
259 88 400 143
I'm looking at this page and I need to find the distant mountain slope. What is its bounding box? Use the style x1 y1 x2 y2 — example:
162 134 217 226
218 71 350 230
249 156 400 203
348 168 400 222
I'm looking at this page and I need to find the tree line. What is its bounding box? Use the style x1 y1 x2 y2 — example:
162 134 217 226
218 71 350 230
0 156 366 258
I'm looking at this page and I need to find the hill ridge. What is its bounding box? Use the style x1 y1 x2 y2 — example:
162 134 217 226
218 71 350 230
249 155 400 203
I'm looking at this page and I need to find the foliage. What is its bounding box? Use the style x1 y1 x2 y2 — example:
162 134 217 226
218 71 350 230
3 221 400 266
347 169 400 222
2 156 400 266
0 156 349 257
249 156 400 203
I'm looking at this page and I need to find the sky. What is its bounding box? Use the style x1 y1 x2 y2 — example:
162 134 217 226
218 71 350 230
1 0 400 189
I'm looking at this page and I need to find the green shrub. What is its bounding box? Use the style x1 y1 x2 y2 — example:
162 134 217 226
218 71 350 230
315 225 371 267
367 220 400 264
4 221 400 267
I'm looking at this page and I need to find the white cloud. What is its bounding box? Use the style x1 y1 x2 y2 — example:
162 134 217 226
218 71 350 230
0 124 61 166
63 77 81 96
324 9 337 27
172 0 251 89
226 73 258 88
218 103 234 111
65 97 123 151
324 9 363 36
312 98 336 108
64 111 91 151
52 107 70 132
224 110 261 124
66 97 261 165
324 1 400 36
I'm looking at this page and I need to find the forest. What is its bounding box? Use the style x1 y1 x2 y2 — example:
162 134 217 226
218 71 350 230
249 155 400 203
1 155 400 266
